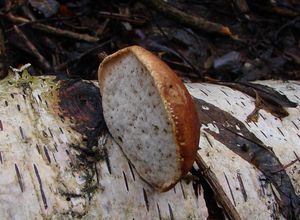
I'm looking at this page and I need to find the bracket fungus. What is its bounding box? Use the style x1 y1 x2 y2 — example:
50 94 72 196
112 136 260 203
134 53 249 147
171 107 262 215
98 46 200 191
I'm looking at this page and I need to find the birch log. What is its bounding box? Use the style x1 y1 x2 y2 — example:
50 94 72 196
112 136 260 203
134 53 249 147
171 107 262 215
0 70 208 219
0 68 299 219
187 81 300 220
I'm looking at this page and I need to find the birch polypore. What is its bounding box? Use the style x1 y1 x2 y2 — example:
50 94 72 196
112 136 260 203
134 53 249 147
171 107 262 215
98 46 199 192
187 81 300 220
0 69 208 219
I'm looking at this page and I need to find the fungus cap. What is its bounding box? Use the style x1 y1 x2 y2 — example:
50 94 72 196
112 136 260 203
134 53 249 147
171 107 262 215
98 46 200 191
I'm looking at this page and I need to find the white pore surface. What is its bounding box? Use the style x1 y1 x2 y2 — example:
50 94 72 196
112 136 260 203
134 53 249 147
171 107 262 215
102 53 179 188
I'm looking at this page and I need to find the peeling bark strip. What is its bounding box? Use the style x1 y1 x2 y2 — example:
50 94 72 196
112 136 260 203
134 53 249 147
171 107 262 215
194 98 300 219
218 82 297 118
191 166 227 220
221 82 298 107
33 164 48 209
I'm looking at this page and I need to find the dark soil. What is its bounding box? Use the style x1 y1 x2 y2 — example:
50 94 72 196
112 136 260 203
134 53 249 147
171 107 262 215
0 0 299 82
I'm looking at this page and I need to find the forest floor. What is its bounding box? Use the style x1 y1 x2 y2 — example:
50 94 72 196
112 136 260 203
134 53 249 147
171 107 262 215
0 0 299 82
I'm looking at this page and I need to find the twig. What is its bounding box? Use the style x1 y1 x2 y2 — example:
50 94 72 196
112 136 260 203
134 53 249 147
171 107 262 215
232 0 250 20
0 28 7 78
5 13 99 43
248 2 299 17
97 11 147 25
32 23 99 42
294 151 300 161
195 154 241 220
16 15 84 25
13 25 51 70
55 38 115 71
233 0 249 14
141 0 233 36
274 17 300 41
271 158 299 174
270 3 299 17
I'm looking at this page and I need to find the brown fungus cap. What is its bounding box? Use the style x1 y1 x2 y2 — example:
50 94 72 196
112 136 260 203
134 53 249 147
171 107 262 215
98 46 200 191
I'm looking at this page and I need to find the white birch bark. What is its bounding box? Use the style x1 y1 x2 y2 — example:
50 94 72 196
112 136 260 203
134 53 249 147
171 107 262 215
0 70 208 219
0 68 299 219
187 81 300 220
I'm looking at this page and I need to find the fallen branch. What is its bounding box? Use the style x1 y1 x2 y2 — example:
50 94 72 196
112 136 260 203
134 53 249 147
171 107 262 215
32 23 99 43
141 0 233 36
249 1 299 17
195 155 241 220
5 13 99 43
97 11 148 25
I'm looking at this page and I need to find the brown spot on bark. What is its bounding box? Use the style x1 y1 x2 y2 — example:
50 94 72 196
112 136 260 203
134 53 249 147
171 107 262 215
58 80 106 148
59 80 105 133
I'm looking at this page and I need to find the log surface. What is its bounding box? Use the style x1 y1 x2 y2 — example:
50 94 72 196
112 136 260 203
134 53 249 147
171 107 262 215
0 71 208 219
0 69 299 219
187 81 300 219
